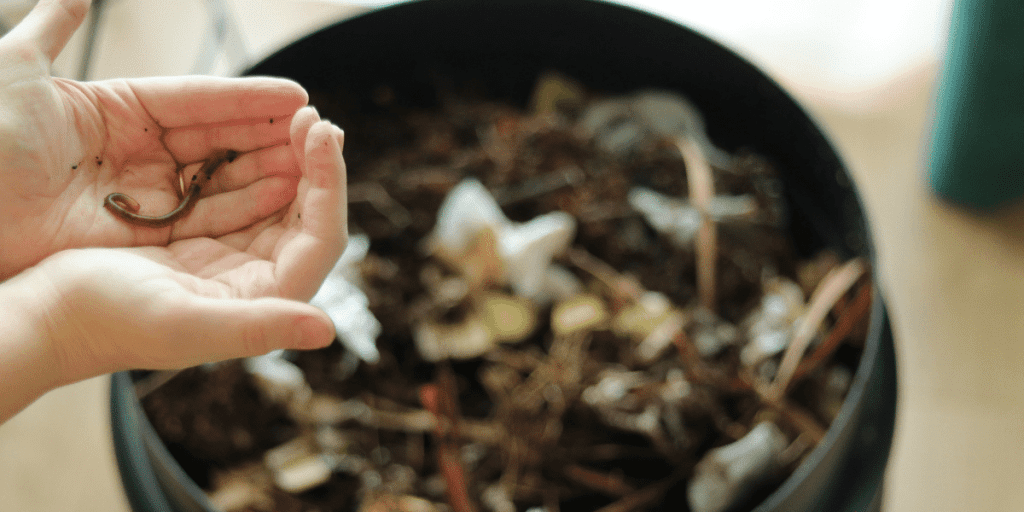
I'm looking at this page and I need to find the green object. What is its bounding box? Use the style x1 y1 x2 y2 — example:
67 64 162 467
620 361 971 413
928 0 1024 209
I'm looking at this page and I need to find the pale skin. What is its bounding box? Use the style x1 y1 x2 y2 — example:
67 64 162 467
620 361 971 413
0 0 347 423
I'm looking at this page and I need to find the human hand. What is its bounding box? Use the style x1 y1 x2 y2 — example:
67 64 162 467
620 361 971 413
5 114 345 384
0 0 312 278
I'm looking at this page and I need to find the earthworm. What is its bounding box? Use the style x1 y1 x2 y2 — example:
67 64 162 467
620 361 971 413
104 149 237 228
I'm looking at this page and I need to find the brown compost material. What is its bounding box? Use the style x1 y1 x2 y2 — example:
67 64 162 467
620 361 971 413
143 75 871 512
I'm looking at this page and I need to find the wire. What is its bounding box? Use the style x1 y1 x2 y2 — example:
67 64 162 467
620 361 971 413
77 0 106 80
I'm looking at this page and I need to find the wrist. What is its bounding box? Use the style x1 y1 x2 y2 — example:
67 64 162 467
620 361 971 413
0 268 65 421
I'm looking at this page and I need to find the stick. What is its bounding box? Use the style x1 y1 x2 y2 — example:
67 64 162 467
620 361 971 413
421 364 478 512
677 338 828 443
765 258 867 402
790 280 873 384
676 136 718 313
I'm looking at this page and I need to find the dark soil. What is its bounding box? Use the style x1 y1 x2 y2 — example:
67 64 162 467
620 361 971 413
143 76 869 512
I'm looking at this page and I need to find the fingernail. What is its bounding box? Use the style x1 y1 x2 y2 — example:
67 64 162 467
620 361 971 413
334 126 345 152
294 316 334 350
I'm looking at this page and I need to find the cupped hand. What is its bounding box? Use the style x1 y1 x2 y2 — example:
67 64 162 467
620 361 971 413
19 114 345 380
0 0 315 278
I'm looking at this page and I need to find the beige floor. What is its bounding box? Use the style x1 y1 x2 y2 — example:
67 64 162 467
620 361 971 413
3 1 1022 511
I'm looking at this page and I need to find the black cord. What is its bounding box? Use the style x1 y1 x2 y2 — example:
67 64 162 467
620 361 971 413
78 0 106 80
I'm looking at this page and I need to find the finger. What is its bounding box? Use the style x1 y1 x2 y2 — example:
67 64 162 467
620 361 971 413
126 76 308 129
5 0 90 62
169 145 300 240
207 143 301 192
174 143 300 195
273 121 348 301
300 122 347 222
164 114 295 164
174 296 334 362
171 176 297 240
289 106 321 173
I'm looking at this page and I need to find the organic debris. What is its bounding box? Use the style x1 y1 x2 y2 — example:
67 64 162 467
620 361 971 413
311 233 383 364
143 72 872 512
687 422 788 512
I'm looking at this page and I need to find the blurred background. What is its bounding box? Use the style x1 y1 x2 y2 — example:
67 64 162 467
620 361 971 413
14 0 1020 510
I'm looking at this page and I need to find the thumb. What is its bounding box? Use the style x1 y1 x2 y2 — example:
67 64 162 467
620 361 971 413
6 0 90 62
181 296 335 362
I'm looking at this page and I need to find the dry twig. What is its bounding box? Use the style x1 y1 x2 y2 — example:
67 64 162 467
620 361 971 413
420 364 478 512
676 136 718 313
674 331 827 444
765 258 867 402
791 280 873 384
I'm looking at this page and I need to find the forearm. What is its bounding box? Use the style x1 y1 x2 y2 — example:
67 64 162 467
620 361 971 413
0 270 62 424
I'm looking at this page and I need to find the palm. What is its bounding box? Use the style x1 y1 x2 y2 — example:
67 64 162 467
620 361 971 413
40 238 339 372
19 89 350 371
0 3 312 278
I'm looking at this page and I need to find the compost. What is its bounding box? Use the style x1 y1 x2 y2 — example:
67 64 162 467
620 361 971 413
143 73 872 512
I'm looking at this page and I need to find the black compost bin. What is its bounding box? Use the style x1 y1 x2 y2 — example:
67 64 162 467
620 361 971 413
111 1 897 511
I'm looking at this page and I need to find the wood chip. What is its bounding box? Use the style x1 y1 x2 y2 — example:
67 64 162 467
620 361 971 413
272 454 333 494
551 293 609 336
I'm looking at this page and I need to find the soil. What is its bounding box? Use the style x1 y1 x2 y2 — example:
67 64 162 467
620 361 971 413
142 75 871 512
